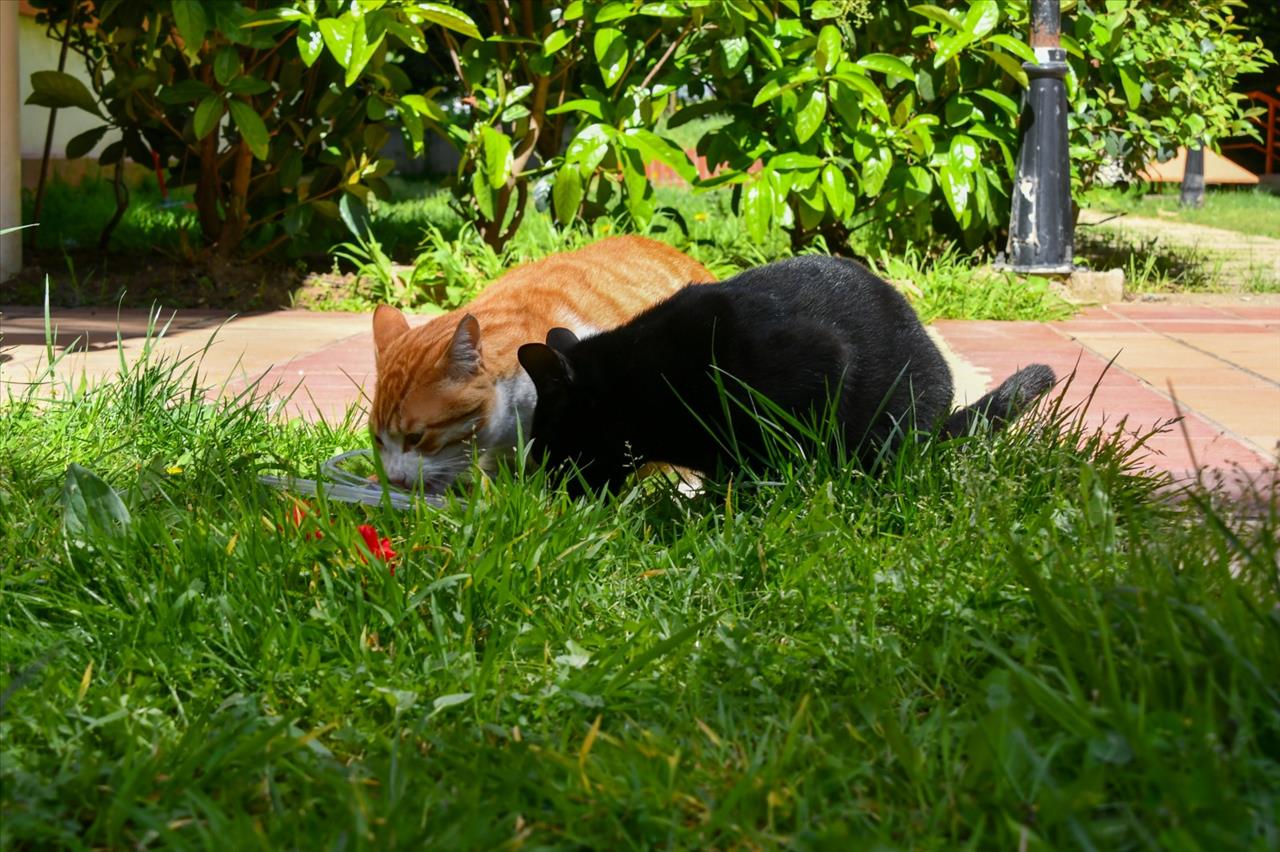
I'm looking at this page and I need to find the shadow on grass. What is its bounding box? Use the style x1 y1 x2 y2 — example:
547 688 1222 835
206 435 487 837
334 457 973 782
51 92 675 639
1075 226 1218 293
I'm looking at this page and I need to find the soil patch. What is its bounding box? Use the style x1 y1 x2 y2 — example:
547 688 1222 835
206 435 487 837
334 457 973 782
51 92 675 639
6 248 363 312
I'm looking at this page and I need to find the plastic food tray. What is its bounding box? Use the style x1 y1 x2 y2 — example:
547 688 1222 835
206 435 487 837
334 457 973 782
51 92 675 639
259 449 447 510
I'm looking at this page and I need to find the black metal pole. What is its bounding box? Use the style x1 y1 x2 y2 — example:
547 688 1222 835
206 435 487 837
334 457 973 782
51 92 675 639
1179 143 1206 208
1005 0 1074 274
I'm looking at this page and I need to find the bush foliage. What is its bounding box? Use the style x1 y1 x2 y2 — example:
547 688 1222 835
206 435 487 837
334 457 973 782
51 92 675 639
27 0 1273 258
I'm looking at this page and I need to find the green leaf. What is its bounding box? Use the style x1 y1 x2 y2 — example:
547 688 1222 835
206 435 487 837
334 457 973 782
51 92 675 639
214 46 242 87
386 20 427 53
753 68 819 107
1117 66 1141 110
794 89 827 144
283 202 314 236
227 99 269 160
339 191 371 238
158 79 213 103
430 692 473 715
973 88 1018 117
833 71 889 122
64 125 109 160
171 0 208 59
639 2 682 17
829 81 861 129
949 133 979 173
593 27 629 88
318 16 355 64
719 36 749 72
413 3 481 39
213 4 250 45
566 123 612 172
547 98 605 120
861 147 892 196
815 26 842 74
857 53 913 80
915 67 936 101
342 16 381 86
933 31 974 68
194 95 224 140
399 106 424 153
982 49 1029 87
938 160 972 220
297 22 324 66
962 1 999 39
480 126 514 189
543 28 574 56
279 150 303 189
910 4 962 30
226 76 270 95
471 170 495 219
500 104 531 122
770 152 825 170
553 165 583 222
62 464 131 547
811 0 840 20
622 128 695 183
595 2 633 23
26 71 101 117
620 146 653 226
401 93 446 123
903 165 934 205
742 177 773 243
988 34 1036 64
820 163 850 216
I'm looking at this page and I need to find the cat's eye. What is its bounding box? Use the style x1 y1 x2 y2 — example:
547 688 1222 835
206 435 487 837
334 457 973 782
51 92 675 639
404 432 424 448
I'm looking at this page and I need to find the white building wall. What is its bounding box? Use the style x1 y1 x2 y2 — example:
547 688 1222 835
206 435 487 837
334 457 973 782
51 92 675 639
19 10 110 159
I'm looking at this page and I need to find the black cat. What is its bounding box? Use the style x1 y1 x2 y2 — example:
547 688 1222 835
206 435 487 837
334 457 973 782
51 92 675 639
518 255 1055 494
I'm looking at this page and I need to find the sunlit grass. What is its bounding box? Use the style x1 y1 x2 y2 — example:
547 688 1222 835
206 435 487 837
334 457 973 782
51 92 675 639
1 321 1276 847
1082 185 1280 239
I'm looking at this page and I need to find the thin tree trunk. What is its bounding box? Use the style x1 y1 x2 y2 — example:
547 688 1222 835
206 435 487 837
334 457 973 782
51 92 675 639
217 140 254 256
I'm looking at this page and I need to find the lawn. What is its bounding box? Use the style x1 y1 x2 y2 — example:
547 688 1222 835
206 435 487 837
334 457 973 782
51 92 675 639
1081 186 1280 239
2 334 1277 848
1075 187 1280 294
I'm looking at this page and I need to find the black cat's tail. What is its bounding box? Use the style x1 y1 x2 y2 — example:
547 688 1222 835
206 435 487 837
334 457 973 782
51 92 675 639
941 364 1056 438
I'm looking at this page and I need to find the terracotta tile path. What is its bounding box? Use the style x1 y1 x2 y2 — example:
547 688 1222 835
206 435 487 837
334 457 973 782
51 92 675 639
3 301 1277 497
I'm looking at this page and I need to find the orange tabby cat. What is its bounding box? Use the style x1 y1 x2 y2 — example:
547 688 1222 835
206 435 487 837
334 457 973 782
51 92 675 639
369 236 714 490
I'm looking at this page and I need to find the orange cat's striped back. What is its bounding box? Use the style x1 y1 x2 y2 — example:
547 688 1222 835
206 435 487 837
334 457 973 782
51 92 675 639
369 236 714 491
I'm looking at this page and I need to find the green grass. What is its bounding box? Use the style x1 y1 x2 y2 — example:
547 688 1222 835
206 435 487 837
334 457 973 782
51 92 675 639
872 245 1075 323
1081 186 1280 239
2 324 1277 848
1075 227 1279 295
21 175 199 255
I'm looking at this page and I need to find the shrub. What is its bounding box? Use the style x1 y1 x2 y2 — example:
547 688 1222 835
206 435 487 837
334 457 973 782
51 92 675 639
29 0 1273 260
26 0 478 257
406 0 1275 253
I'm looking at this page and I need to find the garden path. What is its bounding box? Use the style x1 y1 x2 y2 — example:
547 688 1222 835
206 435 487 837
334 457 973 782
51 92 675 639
2 301 1276 499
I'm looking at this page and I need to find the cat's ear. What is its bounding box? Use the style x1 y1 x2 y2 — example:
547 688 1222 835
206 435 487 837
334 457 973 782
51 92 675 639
546 327 579 354
372 305 410 358
447 313 483 379
518 343 573 393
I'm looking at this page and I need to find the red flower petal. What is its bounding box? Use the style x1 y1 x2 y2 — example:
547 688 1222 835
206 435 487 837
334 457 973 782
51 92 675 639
357 525 398 573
